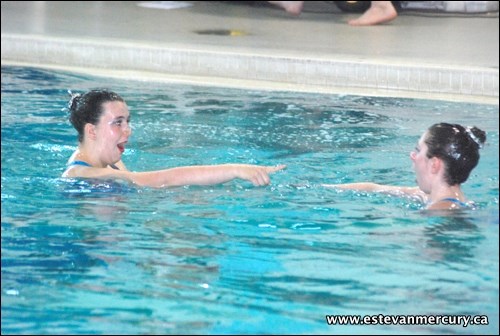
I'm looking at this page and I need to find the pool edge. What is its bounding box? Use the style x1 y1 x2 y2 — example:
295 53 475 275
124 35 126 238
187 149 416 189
2 34 499 105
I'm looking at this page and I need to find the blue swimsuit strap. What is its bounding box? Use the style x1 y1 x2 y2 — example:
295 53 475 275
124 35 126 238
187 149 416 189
439 197 469 208
68 160 92 167
68 161 119 170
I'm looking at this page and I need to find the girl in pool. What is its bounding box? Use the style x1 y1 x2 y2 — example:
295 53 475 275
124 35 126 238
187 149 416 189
324 123 486 210
62 89 285 187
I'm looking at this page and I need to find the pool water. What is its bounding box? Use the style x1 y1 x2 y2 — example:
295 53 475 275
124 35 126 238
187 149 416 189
1 65 498 334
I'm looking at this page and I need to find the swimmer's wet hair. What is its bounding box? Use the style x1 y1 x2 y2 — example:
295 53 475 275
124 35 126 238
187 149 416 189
67 90 82 111
67 89 124 142
425 123 486 185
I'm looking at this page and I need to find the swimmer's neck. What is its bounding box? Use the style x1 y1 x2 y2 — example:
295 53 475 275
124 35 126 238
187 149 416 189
426 184 465 206
67 146 110 168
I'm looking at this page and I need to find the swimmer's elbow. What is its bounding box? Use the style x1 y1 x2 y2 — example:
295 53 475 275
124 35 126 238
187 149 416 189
127 171 175 188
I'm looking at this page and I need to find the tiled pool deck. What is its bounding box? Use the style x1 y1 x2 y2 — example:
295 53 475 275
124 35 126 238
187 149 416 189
1 1 498 103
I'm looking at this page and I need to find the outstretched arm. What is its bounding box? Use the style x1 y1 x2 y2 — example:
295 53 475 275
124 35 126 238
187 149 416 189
64 164 286 188
130 164 286 187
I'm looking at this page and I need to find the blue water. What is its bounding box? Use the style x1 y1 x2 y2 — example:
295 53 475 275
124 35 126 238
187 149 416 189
1 65 499 335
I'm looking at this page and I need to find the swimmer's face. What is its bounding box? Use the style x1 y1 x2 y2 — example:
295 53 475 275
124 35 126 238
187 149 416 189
410 132 432 193
95 101 131 163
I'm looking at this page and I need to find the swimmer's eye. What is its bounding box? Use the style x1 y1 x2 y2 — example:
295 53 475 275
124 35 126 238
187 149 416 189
108 118 131 130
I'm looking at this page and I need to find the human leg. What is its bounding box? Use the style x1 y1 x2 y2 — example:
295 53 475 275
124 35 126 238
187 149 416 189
267 1 304 16
348 1 397 26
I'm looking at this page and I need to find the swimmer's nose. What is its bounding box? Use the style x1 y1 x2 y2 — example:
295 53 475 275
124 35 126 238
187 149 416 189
124 125 132 135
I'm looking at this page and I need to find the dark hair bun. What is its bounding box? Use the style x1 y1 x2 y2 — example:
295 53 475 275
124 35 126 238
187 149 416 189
466 126 486 148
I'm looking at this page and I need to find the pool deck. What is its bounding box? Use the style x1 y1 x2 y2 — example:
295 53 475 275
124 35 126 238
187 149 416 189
1 1 499 104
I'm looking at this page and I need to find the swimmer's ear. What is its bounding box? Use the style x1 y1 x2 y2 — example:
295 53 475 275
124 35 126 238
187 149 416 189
430 157 442 174
85 123 98 140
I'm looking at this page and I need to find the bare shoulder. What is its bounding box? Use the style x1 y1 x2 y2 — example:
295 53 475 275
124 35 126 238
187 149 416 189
61 164 86 178
62 165 130 180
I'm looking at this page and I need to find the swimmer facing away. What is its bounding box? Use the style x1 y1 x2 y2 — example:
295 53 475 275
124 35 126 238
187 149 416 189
62 89 285 187
323 123 486 210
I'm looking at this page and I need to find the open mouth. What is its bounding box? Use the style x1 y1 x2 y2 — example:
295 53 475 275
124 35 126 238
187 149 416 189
117 142 126 153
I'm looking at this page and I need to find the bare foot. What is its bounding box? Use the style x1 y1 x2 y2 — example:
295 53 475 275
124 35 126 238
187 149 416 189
348 2 397 26
268 1 304 16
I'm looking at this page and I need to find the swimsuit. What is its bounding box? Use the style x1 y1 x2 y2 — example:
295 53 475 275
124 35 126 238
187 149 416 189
68 160 92 167
437 197 470 208
68 160 120 170
63 161 134 196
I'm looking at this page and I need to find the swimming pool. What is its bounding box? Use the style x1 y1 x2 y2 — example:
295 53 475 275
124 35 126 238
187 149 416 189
1 65 498 334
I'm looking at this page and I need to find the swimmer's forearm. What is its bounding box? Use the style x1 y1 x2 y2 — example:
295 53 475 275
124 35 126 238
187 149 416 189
131 165 240 187
129 164 285 187
323 183 422 197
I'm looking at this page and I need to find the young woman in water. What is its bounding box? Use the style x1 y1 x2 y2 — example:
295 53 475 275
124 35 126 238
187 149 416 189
324 123 486 210
62 89 285 187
